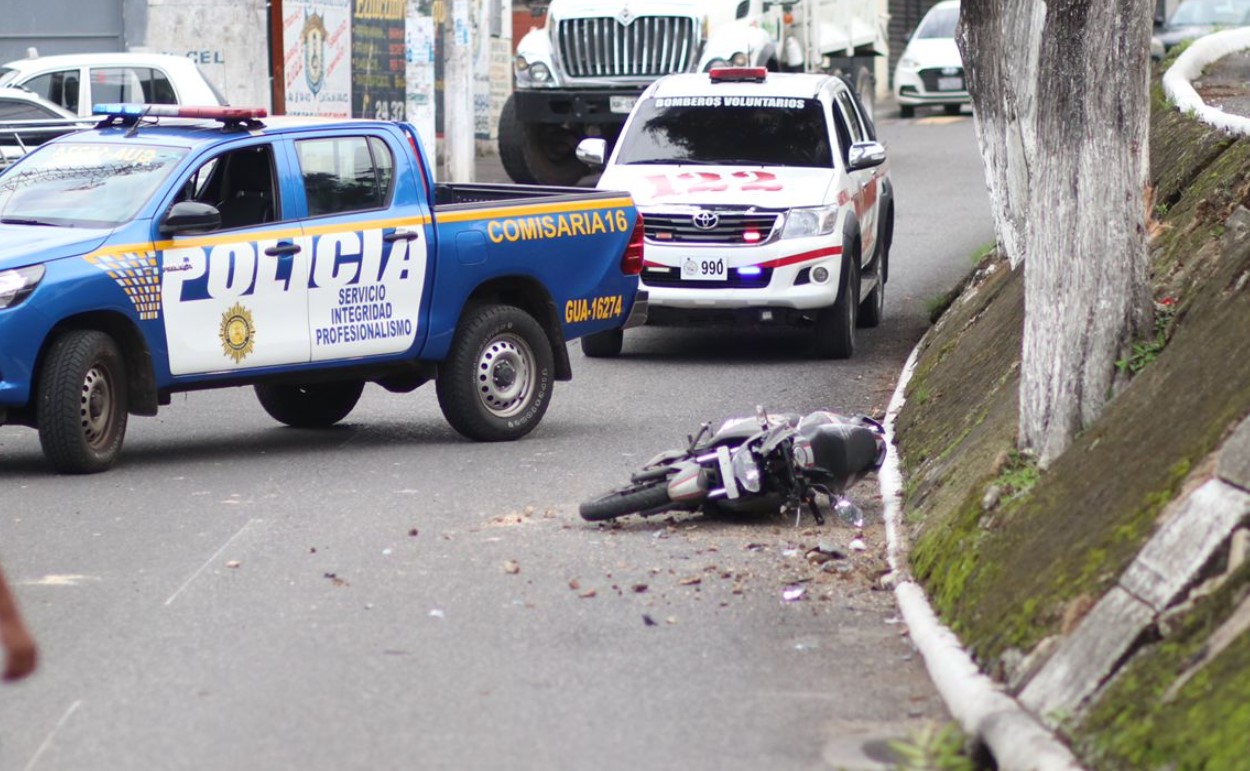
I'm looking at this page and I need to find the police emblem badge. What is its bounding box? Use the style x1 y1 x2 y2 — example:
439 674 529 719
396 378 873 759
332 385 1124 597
219 303 256 363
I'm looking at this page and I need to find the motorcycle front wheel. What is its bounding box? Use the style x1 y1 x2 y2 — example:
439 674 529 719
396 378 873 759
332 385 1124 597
579 481 674 522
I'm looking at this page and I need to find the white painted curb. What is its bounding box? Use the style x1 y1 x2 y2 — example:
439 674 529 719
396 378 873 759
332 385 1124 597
880 343 1083 771
1163 27 1250 134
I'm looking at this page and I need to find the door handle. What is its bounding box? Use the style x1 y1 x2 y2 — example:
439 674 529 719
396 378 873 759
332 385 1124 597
264 243 301 256
384 229 419 243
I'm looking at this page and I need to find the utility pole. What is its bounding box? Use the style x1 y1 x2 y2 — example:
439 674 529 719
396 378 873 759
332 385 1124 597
268 0 285 114
444 0 475 181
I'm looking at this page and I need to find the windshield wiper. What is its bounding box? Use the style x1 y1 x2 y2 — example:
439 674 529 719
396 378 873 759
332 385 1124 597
0 217 57 226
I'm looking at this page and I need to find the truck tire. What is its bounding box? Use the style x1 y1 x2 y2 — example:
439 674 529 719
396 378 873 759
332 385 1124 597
814 253 859 359
580 328 623 358
37 330 129 474
498 94 589 187
580 480 673 521
437 305 554 442
254 381 365 428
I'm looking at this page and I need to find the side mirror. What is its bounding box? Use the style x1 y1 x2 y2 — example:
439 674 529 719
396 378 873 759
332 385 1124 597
575 137 607 168
847 141 886 171
160 201 221 236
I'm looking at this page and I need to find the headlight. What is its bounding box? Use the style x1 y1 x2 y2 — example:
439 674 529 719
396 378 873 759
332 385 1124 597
705 57 729 71
0 265 44 309
514 55 530 73
730 51 749 66
899 55 919 69
529 62 552 83
780 205 839 239
731 448 762 493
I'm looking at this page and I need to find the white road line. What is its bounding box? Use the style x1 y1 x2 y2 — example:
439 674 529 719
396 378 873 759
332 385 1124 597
23 699 82 771
164 518 260 606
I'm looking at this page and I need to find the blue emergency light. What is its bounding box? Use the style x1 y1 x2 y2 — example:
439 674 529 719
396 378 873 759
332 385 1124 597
92 104 268 128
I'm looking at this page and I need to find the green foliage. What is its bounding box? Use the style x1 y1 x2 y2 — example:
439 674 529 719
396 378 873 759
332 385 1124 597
889 722 978 771
927 291 958 323
1116 299 1177 375
971 242 997 265
995 449 1040 500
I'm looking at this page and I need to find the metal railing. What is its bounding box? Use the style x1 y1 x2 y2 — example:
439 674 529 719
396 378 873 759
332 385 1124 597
0 118 92 170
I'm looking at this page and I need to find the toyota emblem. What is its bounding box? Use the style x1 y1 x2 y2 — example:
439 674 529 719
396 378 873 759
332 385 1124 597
692 211 719 230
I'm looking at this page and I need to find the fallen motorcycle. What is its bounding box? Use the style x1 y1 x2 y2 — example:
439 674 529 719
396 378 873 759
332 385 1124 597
579 407 886 525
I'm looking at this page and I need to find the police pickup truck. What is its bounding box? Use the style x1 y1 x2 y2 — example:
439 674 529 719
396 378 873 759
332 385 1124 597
576 67 892 360
0 104 645 473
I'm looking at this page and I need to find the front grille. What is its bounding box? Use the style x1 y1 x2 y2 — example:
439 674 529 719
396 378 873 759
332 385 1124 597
644 211 781 244
642 265 774 289
918 67 966 92
557 16 699 78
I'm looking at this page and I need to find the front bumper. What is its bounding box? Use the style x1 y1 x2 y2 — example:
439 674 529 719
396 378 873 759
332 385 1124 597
639 238 843 320
894 68 971 106
513 88 645 125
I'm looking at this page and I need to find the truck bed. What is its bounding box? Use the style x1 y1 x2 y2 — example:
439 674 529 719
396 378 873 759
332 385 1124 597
432 182 615 208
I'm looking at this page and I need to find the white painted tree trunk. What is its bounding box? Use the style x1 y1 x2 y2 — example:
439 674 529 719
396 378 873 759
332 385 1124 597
959 1 1153 466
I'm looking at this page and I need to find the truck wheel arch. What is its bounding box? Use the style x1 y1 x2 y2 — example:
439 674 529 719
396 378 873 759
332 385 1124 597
37 313 160 419
461 277 573 381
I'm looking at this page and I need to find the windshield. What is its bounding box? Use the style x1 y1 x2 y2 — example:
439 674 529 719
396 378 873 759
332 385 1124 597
614 96 833 168
916 5 959 38
0 142 187 227
1171 0 1250 25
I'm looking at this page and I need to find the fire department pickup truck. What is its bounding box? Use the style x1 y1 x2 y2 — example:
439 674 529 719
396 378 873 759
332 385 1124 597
0 104 645 473
575 67 891 359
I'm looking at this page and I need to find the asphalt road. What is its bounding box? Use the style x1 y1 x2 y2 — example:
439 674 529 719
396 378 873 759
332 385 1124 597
0 107 994 771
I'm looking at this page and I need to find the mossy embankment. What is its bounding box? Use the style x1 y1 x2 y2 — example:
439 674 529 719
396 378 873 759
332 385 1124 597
894 76 1250 768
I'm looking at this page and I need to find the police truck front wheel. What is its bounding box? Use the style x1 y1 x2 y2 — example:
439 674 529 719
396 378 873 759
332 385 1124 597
37 330 129 474
437 305 554 442
254 381 365 428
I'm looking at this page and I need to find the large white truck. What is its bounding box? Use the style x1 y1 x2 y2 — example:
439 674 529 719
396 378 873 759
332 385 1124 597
501 0 887 185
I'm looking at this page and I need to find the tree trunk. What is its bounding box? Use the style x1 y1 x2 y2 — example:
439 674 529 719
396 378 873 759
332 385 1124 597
959 1 1153 467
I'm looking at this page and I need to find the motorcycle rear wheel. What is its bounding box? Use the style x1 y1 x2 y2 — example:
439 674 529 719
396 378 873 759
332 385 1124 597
579 481 673 522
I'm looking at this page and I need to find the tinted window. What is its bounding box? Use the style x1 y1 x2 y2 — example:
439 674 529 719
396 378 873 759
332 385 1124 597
22 70 79 113
194 146 279 230
0 99 59 120
614 96 833 168
296 136 394 216
835 91 866 145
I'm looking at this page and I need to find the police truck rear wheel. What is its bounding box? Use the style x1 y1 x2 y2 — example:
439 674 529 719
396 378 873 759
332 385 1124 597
254 381 365 428
37 330 129 474
437 305 554 441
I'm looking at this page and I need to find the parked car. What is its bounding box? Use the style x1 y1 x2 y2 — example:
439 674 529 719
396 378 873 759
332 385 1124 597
576 67 893 360
0 87 83 169
1152 0 1250 58
893 0 968 118
0 52 225 117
